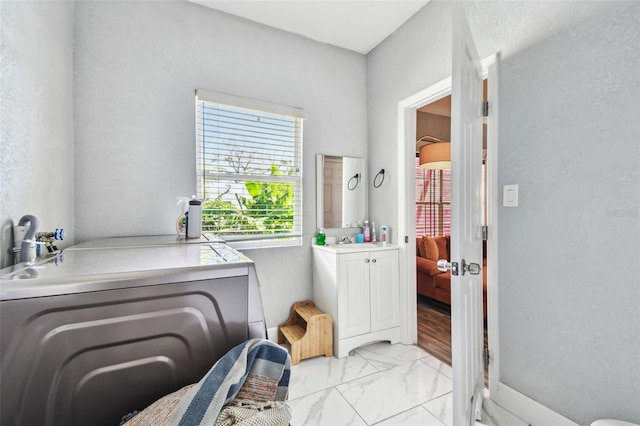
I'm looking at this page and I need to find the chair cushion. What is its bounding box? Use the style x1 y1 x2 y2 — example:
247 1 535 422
433 236 449 261
419 236 439 261
416 255 441 275
434 272 451 291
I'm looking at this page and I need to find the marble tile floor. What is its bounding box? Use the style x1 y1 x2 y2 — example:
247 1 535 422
286 342 528 426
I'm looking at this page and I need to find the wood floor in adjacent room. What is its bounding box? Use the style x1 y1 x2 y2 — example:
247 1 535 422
416 295 454 365
416 295 488 384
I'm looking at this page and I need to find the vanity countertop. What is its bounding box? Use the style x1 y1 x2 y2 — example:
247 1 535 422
312 242 398 253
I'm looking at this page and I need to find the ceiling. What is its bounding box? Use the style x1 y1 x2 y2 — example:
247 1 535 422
186 0 429 54
419 96 451 117
418 80 487 117
185 1 613 58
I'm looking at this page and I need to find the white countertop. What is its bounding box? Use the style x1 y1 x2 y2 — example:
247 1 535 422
312 242 398 253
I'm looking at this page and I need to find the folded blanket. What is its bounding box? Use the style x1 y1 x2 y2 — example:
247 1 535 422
215 400 290 426
123 339 291 426
170 338 291 426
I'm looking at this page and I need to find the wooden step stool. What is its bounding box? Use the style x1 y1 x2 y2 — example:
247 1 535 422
278 300 333 365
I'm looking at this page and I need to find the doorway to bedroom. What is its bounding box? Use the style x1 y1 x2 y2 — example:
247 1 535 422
414 80 489 384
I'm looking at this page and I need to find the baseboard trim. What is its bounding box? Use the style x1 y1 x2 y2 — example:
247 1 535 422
266 326 279 343
494 382 579 426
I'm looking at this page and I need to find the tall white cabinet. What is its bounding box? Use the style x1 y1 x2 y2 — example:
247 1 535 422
312 244 400 358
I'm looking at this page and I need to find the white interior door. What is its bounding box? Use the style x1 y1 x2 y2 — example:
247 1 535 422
450 3 485 425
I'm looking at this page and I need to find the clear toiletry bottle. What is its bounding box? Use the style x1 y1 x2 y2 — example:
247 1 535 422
176 197 189 236
381 226 388 245
317 228 326 246
371 221 377 243
363 220 371 242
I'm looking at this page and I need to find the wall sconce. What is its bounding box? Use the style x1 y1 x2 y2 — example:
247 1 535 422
347 173 360 190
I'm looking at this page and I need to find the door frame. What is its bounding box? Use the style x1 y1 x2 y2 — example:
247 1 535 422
397 54 500 395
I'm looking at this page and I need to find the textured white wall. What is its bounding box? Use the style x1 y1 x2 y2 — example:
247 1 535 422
367 1 638 424
72 1 367 327
498 3 640 423
0 1 74 268
367 1 454 235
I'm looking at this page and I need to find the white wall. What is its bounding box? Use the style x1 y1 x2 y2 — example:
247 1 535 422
498 3 640 423
72 0 367 327
367 1 639 424
367 1 454 236
0 1 74 268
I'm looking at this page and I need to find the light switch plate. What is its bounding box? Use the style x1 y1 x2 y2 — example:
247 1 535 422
503 184 519 207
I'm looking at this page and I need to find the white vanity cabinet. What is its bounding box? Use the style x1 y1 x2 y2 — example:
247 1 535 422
312 244 400 358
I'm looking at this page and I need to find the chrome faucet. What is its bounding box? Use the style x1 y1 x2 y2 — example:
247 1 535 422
339 235 353 244
16 215 39 263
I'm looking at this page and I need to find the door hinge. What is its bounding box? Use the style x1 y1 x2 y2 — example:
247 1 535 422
405 236 409 243
483 347 491 365
482 225 488 241
482 101 489 117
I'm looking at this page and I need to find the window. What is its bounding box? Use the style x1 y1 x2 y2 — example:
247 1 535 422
415 156 487 238
415 156 451 237
195 90 304 248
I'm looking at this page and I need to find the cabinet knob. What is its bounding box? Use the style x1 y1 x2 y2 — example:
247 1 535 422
365 258 370 263
371 258 376 263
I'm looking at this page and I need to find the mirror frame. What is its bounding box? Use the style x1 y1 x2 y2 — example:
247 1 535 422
316 154 367 230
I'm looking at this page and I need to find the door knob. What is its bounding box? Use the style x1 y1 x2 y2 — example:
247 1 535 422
437 259 459 276
461 259 481 276
438 259 480 276
436 259 449 272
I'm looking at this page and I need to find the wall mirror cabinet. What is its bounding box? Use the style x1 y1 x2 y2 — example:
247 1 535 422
316 154 366 229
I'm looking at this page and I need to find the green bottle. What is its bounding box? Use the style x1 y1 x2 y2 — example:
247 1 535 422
317 228 326 246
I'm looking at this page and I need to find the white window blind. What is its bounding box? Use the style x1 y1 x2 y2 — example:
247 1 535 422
415 156 486 238
415 156 451 237
195 90 304 247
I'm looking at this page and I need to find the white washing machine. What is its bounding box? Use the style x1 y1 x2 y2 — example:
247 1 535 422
0 235 266 426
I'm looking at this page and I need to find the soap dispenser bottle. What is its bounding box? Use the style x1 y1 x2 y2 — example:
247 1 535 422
176 197 189 236
363 220 371 242
317 228 326 246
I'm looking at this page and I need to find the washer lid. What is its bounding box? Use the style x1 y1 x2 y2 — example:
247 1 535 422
0 243 252 300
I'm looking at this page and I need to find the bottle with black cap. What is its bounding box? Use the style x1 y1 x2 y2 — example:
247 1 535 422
187 196 202 239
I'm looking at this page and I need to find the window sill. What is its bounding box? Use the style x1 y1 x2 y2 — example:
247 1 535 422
203 233 302 250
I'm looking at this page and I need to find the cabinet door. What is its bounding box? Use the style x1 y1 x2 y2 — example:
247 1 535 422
369 250 400 332
338 252 371 339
